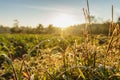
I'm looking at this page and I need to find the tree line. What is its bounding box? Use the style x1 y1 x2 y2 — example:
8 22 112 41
0 24 61 34
0 19 120 36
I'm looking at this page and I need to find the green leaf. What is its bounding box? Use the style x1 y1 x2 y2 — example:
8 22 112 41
78 68 86 80
0 54 12 65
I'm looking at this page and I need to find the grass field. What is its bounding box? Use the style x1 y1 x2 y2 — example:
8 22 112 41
1 0 120 80
0 33 120 80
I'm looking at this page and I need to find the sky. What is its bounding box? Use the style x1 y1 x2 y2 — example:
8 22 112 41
0 0 120 28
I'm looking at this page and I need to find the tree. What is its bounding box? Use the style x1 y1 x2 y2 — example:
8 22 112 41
90 15 96 23
117 17 120 25
13 19 19 27
0 25 10 33
11 19 22 33
46 24 54 34
10 27 22 33
36 24 44 34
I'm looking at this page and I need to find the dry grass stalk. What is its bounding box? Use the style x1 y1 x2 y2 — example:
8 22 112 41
109 5 114 36
107 24 120 53
112 5 114 22
86 0 90 23
107 5 120 53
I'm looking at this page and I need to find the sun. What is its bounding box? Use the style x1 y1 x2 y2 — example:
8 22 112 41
51 13 77 28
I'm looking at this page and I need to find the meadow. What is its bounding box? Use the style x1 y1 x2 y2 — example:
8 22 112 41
0 32 120 80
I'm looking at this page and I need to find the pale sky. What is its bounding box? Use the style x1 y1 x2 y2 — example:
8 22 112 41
0 0 120 28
